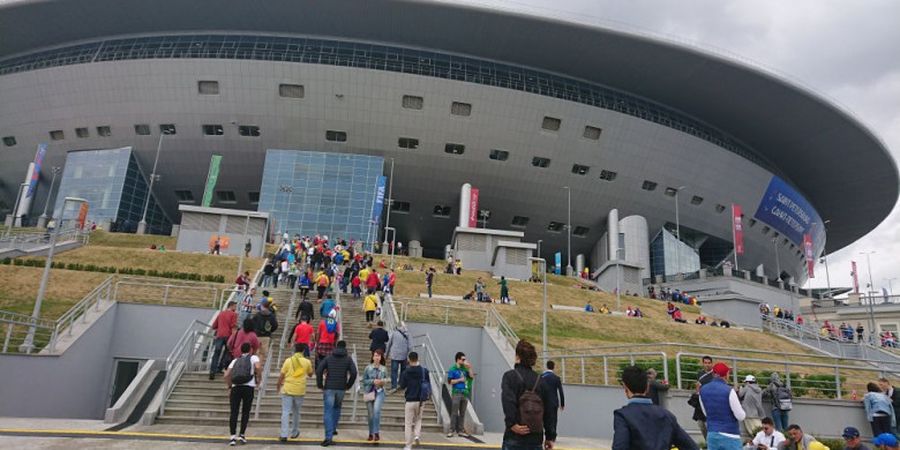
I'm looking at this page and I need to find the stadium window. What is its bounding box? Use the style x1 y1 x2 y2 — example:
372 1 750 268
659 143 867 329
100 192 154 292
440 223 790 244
762 225 771 234
238 125 261 137
49 130 64 141
690 195 703 205
160 124 177 135
532 156 551 168
391 201 411 213
75 127 89 138
278 83 304 98
134 124 151 136
583 125 602 140
198 80 219 95
642 180 658 191
547 221 564 232
748 218 757 228
2 136 15 147
599 169 617 181
451 101 472 116
174 190 194 203
433 205 452 217
715 204 726 213
402 95 424 110
489 149 509 161
783 238 790 247
773 231 780 239
215 190 236 204
542 116 561 131
511 216 530 228
326 130 347 142
572 164 590 175
573 226 589 237
97 126 112 137
444 143 465 155
202 124 224 136
664 187 678 197
248 192 260 205
398 137 419 149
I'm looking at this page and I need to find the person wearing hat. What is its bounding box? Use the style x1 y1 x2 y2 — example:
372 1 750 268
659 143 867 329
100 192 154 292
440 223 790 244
745 418 785 450
841 427 869 450
700 362 746 450
873 433 899 450
739 375 765 438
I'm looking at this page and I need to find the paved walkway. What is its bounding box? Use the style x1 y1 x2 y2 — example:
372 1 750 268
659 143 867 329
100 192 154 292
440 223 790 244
0 418 609 449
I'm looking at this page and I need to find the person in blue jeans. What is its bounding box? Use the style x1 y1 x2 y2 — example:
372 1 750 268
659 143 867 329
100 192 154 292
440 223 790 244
315 340 357 447
765 372 790 432
362 349 389 442
386 326 410 391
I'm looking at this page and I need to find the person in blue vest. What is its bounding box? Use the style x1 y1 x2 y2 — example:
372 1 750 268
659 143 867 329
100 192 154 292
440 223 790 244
700 362 746 450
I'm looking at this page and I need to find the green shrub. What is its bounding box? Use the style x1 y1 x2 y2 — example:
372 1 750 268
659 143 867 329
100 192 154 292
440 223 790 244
1 257 10 265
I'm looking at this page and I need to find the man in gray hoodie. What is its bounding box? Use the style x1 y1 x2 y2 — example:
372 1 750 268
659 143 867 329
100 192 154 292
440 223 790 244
765 372 791 432
386 325 411 391
739 375 765 438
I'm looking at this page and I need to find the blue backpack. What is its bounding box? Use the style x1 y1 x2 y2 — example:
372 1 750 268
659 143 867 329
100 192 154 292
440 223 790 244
325 316 338 334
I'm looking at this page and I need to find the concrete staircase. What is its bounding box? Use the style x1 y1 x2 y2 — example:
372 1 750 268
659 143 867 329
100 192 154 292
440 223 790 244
156 288 441 431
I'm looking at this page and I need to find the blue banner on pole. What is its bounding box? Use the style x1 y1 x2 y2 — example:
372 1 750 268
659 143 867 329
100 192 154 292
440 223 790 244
554 252 562 275
27 143 47 198
371 175 387 226
753 176 824 250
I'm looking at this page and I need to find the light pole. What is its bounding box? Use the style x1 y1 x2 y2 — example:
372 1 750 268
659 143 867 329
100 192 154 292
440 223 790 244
529 257 548 360
820 219 832 298
672 186 685 276
4 182 28 239
20 196 87 353
385 226 396 269
565 186 572 276
773 237 782 282
236 213 251 278
537 239 542 260
138 130 169 235
860 251 877 343
382 158 395 255
37 166 61 229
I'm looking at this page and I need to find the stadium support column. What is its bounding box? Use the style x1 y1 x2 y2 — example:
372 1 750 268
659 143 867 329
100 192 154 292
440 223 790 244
382 158 394 255
459 183 471 228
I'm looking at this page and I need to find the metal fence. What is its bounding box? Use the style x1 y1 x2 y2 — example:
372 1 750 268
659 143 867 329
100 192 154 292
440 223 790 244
159 320 215 416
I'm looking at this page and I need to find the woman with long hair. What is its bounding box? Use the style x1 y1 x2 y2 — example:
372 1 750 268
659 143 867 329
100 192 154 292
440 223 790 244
362 349 389 442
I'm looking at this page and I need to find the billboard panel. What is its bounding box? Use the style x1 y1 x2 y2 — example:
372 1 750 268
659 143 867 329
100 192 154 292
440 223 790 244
754 176 825 254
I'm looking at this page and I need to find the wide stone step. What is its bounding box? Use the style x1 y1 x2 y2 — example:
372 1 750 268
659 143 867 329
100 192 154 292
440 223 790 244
168 390 419 406
160 407 434 423
154 415 443 431
164 399 433 415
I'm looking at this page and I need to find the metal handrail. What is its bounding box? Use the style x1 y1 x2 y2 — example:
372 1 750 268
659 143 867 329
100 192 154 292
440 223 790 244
764 316 900 367
486 305 520 348
159 320 214 415
411 333 447 426
49 275 114 352
550 351 668 386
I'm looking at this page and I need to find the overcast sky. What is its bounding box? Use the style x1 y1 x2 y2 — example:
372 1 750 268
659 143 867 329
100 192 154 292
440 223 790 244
447 0 900 294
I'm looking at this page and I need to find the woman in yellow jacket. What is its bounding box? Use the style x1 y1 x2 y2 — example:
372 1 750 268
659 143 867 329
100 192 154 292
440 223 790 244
363 293 379 324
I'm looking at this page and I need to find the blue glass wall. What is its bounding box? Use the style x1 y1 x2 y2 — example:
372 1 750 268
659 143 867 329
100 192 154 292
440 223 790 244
258 150 384 241
649 229 701 278
54 147 171 234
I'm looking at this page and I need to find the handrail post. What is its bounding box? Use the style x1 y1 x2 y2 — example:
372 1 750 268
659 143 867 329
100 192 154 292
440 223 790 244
603 356 609 385
732 357 738 385
580 357 586 384
2 323 12 353
445 307 449 324
834 366 842 399
675 353 683 389
561 358 566 382
163 285 170 305
660 352 669 383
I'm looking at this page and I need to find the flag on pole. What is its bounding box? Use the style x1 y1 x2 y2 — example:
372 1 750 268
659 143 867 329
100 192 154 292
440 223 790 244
803 233 815 278
201 154 223 207
27 143 47 198
732 204 744 255
468 188 479 227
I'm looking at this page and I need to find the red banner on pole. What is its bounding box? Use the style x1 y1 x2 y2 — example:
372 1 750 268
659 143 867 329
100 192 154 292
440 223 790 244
803 233 815 278
76 203 89 230
468 188 479 227
851 261 860 294
732 204 744 255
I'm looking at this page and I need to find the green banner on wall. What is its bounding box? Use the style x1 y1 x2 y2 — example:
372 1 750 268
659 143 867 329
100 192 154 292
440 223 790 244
201 154 223 207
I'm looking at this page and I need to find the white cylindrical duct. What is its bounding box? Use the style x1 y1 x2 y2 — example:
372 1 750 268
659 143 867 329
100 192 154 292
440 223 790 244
575 254 585 274
620 215 650 279
459 183 472 228
14 162 36 227
607 208 619 261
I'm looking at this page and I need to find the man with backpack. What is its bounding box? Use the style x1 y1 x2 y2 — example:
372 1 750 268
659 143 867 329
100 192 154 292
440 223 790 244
500 339 556 450
210 300 238 380
315 340 357 447
612 365 696 450
387 325 411 392
224 342 262 446
765 372 792 432
315 311 340 369
399 351 431 450
296 296 314 323
251 299 278 365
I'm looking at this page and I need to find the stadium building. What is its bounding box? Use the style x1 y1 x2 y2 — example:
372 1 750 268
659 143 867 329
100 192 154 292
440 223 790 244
0 0 896 284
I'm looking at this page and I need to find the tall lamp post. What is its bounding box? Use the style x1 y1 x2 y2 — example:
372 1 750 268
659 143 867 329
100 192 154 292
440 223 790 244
529 256 548 360
138 130 170 235
37 166 62 229
820 219 832 298
773 237 782 282
236 213 251 278
563 186 572 276
860 251 877 343
20 196 87 353
382 158 395 255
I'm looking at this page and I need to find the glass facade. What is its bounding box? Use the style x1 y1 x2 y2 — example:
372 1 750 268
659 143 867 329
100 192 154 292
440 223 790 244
0 34 773 174
649 229 701 278
258 150 384 242
54 147 171 234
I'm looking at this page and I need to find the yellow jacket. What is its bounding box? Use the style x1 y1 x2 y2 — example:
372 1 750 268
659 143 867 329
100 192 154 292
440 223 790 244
364 294 379 312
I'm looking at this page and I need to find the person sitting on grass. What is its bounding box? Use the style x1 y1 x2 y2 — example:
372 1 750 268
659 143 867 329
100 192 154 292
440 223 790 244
672 308 687 324
599 304 611 314
585 301 595 313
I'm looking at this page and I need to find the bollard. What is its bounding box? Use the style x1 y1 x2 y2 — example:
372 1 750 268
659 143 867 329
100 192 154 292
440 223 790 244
581 357 586 384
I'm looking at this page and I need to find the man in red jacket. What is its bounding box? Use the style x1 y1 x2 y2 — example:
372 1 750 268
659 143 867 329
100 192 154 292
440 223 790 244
210 301 238 380
366 269 380 295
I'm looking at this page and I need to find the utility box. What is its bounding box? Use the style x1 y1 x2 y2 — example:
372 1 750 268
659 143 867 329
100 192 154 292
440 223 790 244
176 205 268 257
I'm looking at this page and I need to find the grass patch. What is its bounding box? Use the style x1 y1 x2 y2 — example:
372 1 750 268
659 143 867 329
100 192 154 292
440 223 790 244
86 230 176 249
0 266 109 318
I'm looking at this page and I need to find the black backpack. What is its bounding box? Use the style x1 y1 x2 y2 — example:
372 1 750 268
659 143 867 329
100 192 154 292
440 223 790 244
231 355 254 385
418 366 432 401
514 370 544 433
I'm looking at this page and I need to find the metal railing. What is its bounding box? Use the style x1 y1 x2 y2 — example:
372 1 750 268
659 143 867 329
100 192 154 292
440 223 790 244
412 333 448 425
485 305 520 349
0 310 56 353
47 275 115 353
549 351 668 386
112 278 241 310
159 320 215 415
0 227 88 247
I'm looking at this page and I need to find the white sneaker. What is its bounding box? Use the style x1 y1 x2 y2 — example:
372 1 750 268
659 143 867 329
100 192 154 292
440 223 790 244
229 436 237 446
446 432 455 438
403 447 412 450
414 436 421 446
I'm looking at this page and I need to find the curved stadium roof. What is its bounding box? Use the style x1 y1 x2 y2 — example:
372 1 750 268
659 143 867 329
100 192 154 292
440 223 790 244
0 0 895 252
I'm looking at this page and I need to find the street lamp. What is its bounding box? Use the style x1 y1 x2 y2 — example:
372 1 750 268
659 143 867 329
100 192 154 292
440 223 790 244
529 256 548 360
20 196 87 353
138 130 171 235
382 158 395 255
672 186 686 275
385 226 396 269
772 237 782 282
537 239 542 260
860 251 877 343
236 213 251 279
37 166 62 229
820 219 832 298
563 186 572 277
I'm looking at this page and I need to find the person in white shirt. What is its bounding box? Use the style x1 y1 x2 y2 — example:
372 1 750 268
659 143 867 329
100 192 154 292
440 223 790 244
745 417 786 450
225 342 262 446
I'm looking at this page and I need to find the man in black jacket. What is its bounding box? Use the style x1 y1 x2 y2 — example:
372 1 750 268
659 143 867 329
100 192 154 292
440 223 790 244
501 340 556 450
612 365 697 450
251 301 278 365
541 360 565 442
399 351 430 450
315 340 357 447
